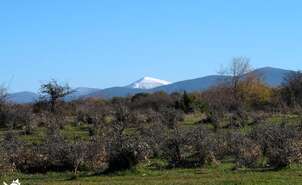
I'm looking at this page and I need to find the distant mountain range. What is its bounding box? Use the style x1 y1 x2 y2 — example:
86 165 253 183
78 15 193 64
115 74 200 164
64 87 100 101
6 67 293 104
7 91 39 104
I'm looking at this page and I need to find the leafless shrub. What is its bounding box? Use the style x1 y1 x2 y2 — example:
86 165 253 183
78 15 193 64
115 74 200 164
85 140 109 174
137 109 167 157
0 131 21 173
281 71 302 108
190 125 216 165
250 124 302 168
67 140 88 175
228 131 262 168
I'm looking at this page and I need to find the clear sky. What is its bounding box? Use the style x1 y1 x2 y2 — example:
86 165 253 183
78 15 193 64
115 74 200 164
1 0 301 92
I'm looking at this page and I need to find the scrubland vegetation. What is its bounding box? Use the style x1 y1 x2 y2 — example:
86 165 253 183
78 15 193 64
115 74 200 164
1 59 302 184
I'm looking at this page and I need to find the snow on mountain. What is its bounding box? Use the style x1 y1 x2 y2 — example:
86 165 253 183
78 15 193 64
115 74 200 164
127 77 171 89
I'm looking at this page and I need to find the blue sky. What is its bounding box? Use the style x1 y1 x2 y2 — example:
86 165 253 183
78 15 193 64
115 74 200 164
0 0 301 92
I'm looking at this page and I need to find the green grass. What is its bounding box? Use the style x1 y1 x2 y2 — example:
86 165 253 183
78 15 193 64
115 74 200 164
267 114 301 125
182 113 204 126
61 123 90 141
0 123 92 143
2 163 302 185
19 127 46 144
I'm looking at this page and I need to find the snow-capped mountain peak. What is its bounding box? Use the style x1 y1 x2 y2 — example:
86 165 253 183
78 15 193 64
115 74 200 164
127 76 171 89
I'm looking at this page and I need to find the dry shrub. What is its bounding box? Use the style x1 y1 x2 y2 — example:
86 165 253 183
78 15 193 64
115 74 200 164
251 124 302 168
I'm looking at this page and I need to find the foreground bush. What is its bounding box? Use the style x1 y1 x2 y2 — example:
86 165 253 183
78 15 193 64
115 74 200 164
251 124 302 168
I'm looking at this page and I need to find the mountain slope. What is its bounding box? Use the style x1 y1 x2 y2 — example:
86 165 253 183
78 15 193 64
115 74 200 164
250 67 292 87
86 87 146 99
64 87 101 101
152 75 228 93
7 91 39 104
152 67 292 94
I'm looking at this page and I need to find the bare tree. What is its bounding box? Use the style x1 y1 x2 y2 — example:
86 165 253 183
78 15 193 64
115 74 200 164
111 102 131 147
0 86 7 104
40 79 73 113
217 58 255 127
160 107 187 166
281 71 302 108
67 141 87 176
0 87 8 128
221 57 252 102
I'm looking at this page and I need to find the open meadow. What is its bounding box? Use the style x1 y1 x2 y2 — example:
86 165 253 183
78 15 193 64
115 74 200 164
2 163 302 185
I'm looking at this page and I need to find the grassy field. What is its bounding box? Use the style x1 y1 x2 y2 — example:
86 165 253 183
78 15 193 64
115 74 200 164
2 113 302 185
2 162 302 185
